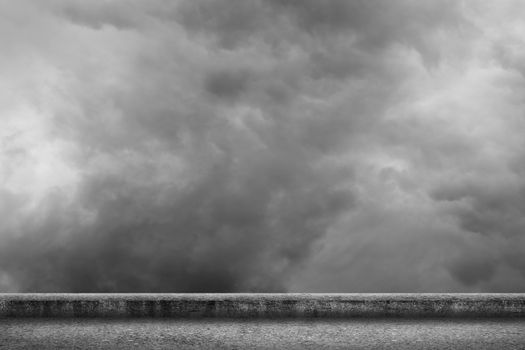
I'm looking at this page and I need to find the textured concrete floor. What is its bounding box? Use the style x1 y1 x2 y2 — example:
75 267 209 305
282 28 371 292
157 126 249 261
1 319 525 349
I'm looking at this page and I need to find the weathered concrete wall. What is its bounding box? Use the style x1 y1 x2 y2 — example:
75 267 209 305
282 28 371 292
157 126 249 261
1 294 524 318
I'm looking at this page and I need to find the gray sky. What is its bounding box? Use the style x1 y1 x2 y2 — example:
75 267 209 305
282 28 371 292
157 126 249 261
1 0 525 292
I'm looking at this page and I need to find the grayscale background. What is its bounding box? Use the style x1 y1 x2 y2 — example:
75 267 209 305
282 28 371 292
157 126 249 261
1 0 524 293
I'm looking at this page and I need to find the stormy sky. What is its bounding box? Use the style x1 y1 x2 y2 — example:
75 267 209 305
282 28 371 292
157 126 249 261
1 0 525 292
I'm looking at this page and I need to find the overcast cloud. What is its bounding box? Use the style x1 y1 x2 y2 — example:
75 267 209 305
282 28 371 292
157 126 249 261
1 0 525 292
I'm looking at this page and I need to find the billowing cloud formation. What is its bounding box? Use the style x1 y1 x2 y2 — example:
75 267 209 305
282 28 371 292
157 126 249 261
1 0 525 292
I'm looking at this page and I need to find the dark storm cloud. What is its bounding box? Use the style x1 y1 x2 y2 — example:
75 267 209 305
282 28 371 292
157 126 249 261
0 132 356 291
177 0 269 49
205 68 252 101
0 0 361 292
1 165 354 291
432 182 525 238
431 172 525 286
2 0 525 292
177 0 464 63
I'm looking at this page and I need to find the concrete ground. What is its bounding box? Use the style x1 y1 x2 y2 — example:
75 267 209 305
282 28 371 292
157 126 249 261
1 318 525 349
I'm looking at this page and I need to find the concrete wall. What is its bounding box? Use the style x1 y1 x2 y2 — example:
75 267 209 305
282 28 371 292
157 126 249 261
1 293 524 318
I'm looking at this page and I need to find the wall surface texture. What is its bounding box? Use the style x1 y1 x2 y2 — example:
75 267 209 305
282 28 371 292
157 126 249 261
1 294 524 318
